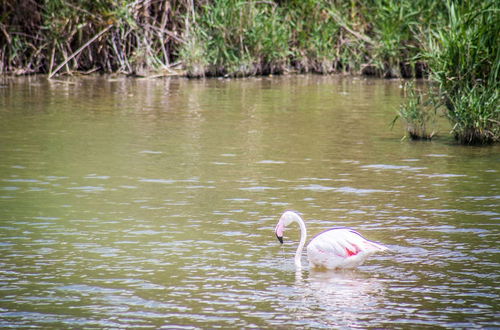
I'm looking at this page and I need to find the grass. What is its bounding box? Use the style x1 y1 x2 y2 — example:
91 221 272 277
393 0 498 144
1 0 440 77
181 0 290 77
394 81 437 140
424 0 499 144
285 1 342 74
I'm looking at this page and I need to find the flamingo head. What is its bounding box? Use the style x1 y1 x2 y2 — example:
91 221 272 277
275 211 300 244
275 220 284 244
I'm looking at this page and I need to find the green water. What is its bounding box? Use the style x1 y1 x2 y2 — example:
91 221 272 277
0 75 498 328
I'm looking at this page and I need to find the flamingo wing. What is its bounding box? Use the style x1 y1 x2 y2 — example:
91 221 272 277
306 228 387 269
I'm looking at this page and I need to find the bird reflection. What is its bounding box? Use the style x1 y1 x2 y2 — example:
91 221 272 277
288 269 385 327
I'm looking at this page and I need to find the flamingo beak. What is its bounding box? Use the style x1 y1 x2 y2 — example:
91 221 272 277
276 233 283 244
275 221 285 244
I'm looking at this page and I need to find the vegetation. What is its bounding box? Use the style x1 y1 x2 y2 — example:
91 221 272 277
396 0 499 144
0 0 498 144
0 0 448 77
394 81 436 140
180 0 290 77
424 1 499 144
0 0 190 75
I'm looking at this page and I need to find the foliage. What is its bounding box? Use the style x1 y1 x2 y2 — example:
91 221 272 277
0 0 448 77
0 0 190 75
394 81 437 140
424 0 499 144
284 0 341 74
180 0 290 77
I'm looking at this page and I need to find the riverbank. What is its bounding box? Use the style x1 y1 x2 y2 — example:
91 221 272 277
1 0 498 144
0 0 449 77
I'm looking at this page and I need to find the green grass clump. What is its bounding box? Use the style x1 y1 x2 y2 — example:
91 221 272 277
394 81 437 140
180 0 290 77
425 0 499 144
284 0 342 74
444 85 499 144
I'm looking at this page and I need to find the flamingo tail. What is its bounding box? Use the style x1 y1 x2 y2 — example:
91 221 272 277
366 240 389 252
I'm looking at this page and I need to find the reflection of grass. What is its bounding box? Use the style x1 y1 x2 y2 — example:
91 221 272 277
393 81 436 140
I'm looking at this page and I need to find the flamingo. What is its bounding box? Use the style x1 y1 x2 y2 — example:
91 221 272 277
274 211 388 269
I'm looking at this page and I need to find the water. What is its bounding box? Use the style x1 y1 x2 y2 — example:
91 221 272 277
0 75 498 328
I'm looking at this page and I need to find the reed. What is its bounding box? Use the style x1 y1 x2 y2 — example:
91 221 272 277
0 0 190 75
180 0 290 77
284 0 342 74
425 0 499 144
1 0 444 78
394 81 437 140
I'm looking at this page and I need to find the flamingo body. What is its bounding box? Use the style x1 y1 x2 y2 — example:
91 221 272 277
275 211 387 269
306 228 387 269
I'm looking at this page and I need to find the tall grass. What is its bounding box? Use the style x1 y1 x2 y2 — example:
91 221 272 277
180 0 290 77
178 0 443 77
1 0 443 77
0 0 191 75
394 81 437 140
425 0 499 144
284 0 342 74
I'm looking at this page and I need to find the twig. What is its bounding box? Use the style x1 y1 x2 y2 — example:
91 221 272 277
143 23 186 44
49 41 56 75
48 79 78 85
242 1 276 6
110 32 126 72
64 1 99 20
49 25 113 79
59 45 71 75
0 23 12 44
328 10 374 45
81 67 100 75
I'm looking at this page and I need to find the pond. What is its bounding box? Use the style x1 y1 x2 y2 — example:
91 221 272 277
0 75 498 328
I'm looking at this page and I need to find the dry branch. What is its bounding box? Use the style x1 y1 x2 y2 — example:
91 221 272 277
49 25 113 79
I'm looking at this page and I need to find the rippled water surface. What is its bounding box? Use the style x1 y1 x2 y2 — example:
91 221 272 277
0 75 499 328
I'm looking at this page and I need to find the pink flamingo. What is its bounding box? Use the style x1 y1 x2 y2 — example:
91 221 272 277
274 211 388 269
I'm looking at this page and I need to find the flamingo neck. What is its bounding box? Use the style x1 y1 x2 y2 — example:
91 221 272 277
294 215 307 269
